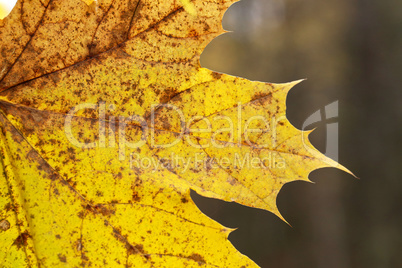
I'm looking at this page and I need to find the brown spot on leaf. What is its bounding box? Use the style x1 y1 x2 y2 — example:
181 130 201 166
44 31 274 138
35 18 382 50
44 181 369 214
13 232 29 249
4 203 12 211
159 87 178 103
132 191 141 202
0 219 10 231
252 92 272 102
53 188 60 195
93 204 115 216
189 253 205 264
127 243 146 255
212 72 222 79
58 253 67 262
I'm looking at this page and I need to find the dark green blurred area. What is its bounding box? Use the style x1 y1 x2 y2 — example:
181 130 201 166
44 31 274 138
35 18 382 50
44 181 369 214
195 0 402 267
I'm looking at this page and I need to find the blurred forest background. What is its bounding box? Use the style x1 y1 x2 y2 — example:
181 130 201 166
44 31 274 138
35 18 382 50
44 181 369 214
194 0 402 267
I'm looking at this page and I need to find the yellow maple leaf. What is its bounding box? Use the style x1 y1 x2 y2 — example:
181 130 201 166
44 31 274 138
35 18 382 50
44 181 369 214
0 0 352 267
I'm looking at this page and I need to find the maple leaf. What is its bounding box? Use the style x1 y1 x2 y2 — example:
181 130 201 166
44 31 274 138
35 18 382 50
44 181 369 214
0 0 352 267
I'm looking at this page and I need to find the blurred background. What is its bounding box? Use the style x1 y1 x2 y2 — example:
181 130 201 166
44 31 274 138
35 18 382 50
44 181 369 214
195 0 402 267
0 0 16 20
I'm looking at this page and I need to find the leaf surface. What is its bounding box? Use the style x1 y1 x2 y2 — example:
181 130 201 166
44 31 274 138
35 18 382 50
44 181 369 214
0 0 351 267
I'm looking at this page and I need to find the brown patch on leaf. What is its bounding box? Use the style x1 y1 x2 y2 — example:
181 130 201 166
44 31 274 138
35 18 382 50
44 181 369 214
53 188 60 196
4 203 13 211
13 232 29 249
189 253 205 264
159 87 178 104
127 243 146 255
252 92 272 102
132 191 141 202
58 253 67 263
212 72 222 79
93 204 115 216
0 219 10 231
